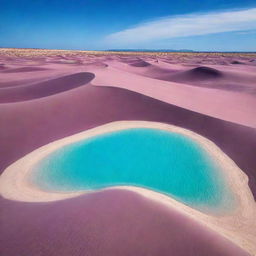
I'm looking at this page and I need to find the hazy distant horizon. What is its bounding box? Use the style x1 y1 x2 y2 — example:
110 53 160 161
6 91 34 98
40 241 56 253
1 47 256 54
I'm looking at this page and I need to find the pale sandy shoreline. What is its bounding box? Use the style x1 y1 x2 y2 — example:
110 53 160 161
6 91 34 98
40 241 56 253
0 121 255 254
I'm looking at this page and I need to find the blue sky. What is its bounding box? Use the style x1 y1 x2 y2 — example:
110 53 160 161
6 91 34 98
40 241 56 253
0 0 256 51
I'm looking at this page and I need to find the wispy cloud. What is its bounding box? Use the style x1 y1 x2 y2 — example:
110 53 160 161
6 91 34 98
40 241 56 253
105 8 256 45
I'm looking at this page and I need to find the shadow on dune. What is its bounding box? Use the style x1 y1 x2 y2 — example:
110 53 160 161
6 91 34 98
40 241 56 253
0 189 250 256
129 60 152 67
0 72 95 103
0 78 46 89
0 64 7 70
231 60 245 65
0 66 49 73
150 66 256 93
158 66 223 82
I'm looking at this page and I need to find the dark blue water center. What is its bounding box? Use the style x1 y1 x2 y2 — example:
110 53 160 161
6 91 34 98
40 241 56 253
31 128 234 213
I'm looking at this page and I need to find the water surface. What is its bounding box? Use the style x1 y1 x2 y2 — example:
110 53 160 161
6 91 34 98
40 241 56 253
31 128 234 213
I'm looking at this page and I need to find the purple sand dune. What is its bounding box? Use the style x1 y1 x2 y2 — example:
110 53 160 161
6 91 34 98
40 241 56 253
231 60 245 65
0 64 7 70
84 62 108 67
147 66 256 93
0 84 255 197
0 72 95 102
0 54 255 256
0 77 47 88
152 66 224 83
173 66 223 80
0 190 250 256
129 60 152 67
0 66 49 73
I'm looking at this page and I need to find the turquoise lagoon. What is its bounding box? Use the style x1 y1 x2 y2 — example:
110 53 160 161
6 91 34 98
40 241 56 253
31 128 235 213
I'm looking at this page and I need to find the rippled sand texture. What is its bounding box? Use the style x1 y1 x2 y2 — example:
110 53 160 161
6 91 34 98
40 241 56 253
0 48 256 256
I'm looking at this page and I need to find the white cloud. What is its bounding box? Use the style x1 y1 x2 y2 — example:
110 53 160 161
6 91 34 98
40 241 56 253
105 8 256 45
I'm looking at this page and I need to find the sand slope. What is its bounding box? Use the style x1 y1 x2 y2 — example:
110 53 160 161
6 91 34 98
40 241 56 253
1 190 250 256
0 72 94 102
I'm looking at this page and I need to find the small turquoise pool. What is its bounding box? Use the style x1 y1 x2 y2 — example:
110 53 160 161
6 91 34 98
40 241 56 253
31 128 234 213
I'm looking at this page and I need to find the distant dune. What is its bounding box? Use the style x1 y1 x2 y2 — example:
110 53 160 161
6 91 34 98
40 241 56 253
0 72 94 102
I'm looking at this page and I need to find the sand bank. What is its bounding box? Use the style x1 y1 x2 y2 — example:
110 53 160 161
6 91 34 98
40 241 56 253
0 121 255 254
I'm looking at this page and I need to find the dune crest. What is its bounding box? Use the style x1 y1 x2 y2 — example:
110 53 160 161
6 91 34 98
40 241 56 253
1 66 49 73
0 72 95 103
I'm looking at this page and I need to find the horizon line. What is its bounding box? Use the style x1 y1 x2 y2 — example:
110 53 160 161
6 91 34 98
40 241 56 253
0 47 256 54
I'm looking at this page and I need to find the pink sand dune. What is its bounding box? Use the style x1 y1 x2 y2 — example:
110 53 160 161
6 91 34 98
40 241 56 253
0 66 49 73
0 52 255 256
91 65 256 128
0 190 250 256
151 66 256 93
0 72 95 103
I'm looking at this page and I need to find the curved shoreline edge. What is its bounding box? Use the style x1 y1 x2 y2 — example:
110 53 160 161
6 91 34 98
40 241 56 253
0 121 255 254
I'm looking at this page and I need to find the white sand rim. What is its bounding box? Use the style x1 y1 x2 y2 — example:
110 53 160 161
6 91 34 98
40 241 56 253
0 121 255 255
